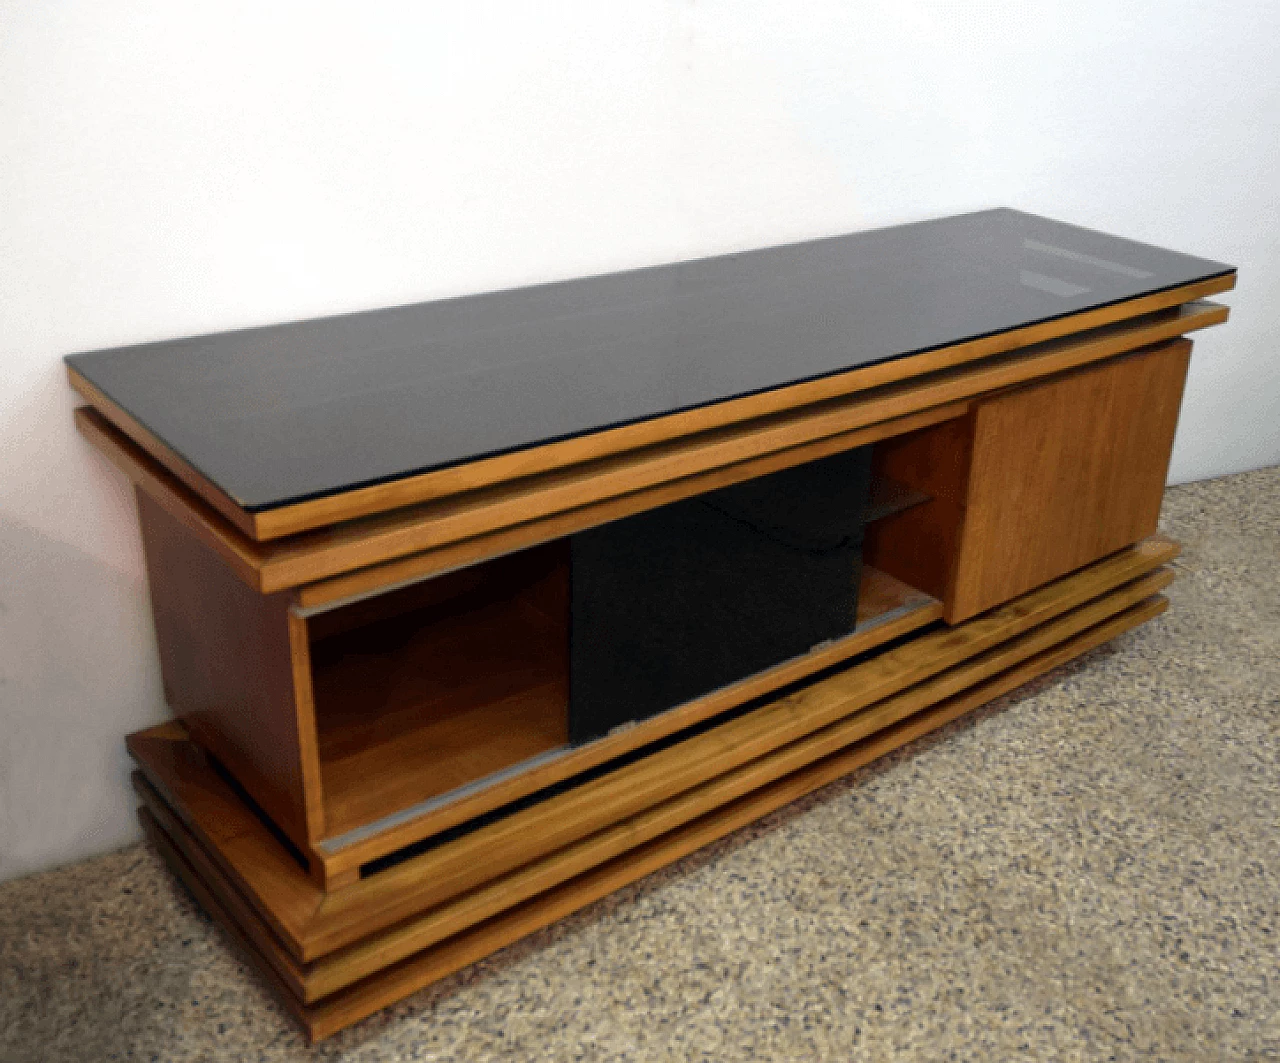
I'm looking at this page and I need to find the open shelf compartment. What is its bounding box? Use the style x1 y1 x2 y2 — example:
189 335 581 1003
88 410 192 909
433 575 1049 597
135 434 945 878
303 540 941 862
308 543 571 843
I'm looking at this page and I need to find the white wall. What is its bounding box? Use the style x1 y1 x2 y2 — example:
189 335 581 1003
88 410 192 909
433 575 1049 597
2 0 1277 881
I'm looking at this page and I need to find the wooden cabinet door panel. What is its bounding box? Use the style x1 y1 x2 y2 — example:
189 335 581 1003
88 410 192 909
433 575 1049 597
948 339 1191 621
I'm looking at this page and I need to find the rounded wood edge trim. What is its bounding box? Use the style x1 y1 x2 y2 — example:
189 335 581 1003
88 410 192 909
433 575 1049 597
254 276 1234 539
73 406 269 592
291 401 969 610
77 301 1209 602
287 307 1220 603
66 276 1230 543
66 365 260 538
134 588 1169 1040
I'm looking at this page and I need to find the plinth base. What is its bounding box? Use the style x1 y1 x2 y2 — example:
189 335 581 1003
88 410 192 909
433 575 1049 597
129 538 1177 1042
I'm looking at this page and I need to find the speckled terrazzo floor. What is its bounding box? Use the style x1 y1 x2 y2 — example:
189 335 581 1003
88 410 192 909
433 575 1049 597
2 466 1278 1063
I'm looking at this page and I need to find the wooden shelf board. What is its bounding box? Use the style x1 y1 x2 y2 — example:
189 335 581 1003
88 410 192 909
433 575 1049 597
863 476 932 524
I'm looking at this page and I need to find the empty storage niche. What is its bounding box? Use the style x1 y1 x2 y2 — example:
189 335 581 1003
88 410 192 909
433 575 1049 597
863 416 976 615
302 446 945 859
308 543 571 841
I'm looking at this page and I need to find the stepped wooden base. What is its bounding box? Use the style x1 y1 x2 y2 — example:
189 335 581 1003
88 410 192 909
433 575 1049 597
129 537 1177 1042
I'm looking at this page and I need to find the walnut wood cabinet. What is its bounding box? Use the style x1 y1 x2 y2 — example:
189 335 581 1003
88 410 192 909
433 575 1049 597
65 209 1234 1040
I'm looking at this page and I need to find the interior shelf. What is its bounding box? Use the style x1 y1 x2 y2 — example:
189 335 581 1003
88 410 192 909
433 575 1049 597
864 475 932 524
853 564 937 625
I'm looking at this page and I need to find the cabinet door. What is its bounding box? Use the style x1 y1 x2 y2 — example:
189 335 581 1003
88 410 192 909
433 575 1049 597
947 338 1191 621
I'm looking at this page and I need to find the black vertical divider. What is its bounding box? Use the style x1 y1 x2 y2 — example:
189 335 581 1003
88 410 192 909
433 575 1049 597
568 447 873 745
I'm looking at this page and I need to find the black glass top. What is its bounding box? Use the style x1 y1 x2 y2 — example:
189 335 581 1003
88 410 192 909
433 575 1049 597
67 208 1233 512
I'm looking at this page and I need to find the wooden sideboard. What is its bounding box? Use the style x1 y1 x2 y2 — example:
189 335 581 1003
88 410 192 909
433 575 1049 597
66 209 1235 1040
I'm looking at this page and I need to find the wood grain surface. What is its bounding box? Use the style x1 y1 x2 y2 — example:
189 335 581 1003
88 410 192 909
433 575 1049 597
136 590 1169 1040
947 339 1192 620
136 491 325 850
75 301 1226 596
70 274 1233 541
127 536 1178 965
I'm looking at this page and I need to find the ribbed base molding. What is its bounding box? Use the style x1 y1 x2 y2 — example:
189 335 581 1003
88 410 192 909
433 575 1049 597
129 537 1177 1042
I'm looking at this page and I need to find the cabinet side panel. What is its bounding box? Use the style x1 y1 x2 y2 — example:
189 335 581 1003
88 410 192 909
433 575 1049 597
948 339 1192 622
136 489 322 847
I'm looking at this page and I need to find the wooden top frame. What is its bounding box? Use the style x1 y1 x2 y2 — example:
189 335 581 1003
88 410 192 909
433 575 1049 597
73 295 1230 601
66 211 1235 542
126 536 1180 966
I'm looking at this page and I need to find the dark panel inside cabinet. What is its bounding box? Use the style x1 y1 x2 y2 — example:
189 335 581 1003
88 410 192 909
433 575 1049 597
568 447 872 744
